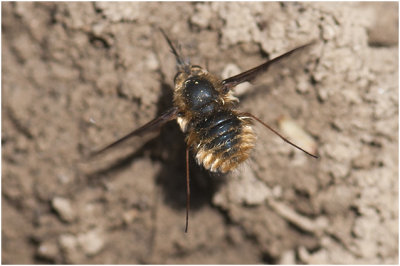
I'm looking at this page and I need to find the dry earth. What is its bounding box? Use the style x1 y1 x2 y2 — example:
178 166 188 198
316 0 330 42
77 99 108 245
2 2 398 264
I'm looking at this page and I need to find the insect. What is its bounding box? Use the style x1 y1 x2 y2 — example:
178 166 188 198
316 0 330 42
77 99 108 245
90 29 318 233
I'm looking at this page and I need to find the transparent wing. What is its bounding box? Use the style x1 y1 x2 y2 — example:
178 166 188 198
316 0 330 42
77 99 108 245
222 41 317 92
88 107 179 159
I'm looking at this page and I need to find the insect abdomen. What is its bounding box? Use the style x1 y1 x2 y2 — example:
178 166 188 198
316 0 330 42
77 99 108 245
187 110 256 173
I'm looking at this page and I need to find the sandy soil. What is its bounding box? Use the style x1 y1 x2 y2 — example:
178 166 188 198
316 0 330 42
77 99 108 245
2 2 398 264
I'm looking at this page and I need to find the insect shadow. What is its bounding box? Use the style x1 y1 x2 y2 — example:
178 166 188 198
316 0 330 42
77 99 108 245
83 76 226 219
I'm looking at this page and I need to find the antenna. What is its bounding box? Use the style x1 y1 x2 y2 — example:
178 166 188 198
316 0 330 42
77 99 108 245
159 28 190 73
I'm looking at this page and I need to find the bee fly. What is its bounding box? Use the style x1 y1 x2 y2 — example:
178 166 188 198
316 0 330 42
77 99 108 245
90 29 318 233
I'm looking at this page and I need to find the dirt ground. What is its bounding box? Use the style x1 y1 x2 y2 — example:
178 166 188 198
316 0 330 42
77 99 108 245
2 2 398 264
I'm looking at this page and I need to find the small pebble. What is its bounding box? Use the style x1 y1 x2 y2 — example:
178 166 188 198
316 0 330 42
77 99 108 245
52 197 76 223
77 229 104 256
278 115 317 156
59 234 80 263
123 209 139 225
37 241 59 261
59 234 77 250
279 249 296 264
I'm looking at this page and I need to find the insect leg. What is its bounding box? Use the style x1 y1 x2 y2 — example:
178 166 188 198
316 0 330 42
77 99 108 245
185 146 190 233
240 112 318 158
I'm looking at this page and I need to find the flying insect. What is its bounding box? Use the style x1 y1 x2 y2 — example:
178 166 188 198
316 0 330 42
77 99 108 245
90 29 318 233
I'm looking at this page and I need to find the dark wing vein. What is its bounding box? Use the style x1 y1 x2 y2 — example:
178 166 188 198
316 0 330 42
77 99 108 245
88 107 179 158
222 41 316 91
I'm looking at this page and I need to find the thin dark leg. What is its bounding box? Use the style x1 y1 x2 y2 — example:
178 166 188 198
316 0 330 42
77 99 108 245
185 147 190 233
241 112 318 159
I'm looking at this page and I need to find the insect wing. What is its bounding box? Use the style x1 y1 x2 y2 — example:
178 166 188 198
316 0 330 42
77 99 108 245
222 41 316 91
88 107 179 158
